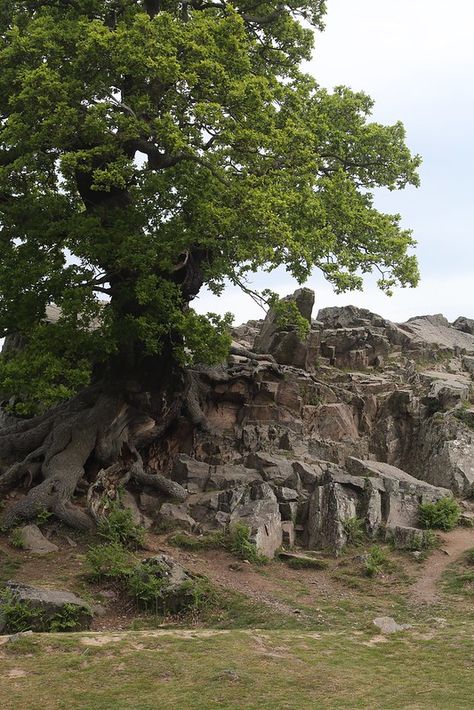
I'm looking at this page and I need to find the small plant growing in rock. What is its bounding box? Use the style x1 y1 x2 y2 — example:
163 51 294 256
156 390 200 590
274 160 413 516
419 497 461 531
228 524 267 565
9 528 26 549
97 500 145 549
35 508 53 526
343 517 365 546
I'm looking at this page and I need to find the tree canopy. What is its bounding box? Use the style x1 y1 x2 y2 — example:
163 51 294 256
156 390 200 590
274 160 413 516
0 0 421 412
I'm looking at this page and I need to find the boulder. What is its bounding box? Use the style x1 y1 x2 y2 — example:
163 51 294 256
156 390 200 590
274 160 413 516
373 616 411 634
386 525 435 550
139 554 196 614
306 481 359 554
18 525 59 555
0 582 92 632
254 288 314 367
158 503 196 532
308 403 359 441
407 413 474 496
230 498 283 558
397 314 474 355
453 316 474 335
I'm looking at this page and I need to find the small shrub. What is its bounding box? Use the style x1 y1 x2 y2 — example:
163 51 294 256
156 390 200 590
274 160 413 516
49 603 85 632
465 549 474 566
419 497 461 531
364 546 394 578
126 560 167 612
97 501 145 549
9 528 26 549
343 517 365 546
85 542 134 582
35 508 53 526
228 523 267 565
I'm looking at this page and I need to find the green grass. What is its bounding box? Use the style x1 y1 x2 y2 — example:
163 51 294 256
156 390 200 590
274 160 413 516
1 626 473 710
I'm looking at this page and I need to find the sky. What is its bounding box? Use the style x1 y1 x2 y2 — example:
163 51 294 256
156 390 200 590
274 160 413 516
195 0 474 325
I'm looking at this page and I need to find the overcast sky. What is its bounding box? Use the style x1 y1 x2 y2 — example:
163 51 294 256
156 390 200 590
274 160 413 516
195 0 474 325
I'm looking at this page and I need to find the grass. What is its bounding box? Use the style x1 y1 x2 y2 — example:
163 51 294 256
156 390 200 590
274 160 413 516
1 625 473 710
169 524 267 565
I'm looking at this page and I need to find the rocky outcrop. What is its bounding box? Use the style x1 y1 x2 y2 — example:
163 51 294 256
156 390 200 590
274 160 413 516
142 294 474 555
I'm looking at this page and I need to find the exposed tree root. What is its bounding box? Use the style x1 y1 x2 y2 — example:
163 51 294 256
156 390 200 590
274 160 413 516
0 374 203 530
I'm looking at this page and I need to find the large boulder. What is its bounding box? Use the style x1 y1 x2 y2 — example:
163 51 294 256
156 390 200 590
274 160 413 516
407 413 474 496
0 582 92 632
230 498 283 558
453 316 474 336
254 288 314 367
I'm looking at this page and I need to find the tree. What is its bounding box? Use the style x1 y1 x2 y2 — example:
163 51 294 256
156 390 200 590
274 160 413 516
0 0 420 527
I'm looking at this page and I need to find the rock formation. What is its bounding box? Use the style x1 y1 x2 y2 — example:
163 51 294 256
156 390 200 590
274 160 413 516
134 291 474 556
2 290 474 557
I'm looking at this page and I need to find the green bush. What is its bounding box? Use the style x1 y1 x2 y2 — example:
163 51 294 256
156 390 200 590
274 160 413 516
97 500 145 549
85 542 134 582
126 560 168 612
419 497 461 531
343 517 365 546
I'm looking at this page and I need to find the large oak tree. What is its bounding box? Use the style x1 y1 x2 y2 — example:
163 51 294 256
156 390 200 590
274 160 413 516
0 1 420 527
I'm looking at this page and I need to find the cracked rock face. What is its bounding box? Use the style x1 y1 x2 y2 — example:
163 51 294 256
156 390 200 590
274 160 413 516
145 292 474 556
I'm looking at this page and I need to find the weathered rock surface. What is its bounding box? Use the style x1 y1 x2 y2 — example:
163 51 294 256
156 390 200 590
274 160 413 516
18 525 59 555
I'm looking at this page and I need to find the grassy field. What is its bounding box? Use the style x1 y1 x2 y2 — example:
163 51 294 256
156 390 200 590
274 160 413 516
2 623 474 710
2 528 474 708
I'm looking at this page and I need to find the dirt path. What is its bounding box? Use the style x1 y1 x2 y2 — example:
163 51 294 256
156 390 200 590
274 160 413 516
410 527 474 604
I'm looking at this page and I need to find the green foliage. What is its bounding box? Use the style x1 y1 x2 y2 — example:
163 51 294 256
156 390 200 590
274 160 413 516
126 560 168 612
97 501 145 549
169 525 267 564
0 1 421 405
35 508 53 526
419 497 461 532
364 546 394 578
9 528 25 549
465 549 474 566
85 542 135 582
0 589 43 632
343 517 365 546
48 603 84 632
0 590 85 632
228 523 268 565
263 291 310 340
